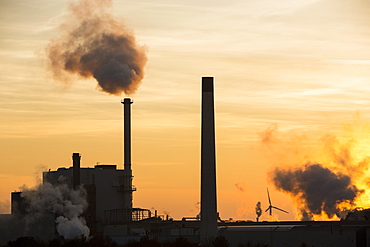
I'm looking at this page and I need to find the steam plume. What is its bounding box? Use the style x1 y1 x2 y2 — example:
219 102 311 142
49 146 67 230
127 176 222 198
0 200 10 214
259 120 370 220
271 163 364 220
21 182 90 239
46 0 147 95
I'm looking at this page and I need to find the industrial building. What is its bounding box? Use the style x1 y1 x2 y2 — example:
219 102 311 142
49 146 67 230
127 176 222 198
1 77 370 246
43 159 144 234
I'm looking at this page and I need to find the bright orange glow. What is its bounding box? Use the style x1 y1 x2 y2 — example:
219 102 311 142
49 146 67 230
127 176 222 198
2 0 370 222
317 117 370 210
261 116 370 220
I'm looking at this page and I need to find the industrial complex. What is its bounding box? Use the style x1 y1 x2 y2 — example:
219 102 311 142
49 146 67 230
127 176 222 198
1 77 370 246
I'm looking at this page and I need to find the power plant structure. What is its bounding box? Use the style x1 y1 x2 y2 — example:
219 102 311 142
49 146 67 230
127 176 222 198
1 77 370 247
200 77 218 241
122 98 134 219
41 97 148 234
8 97 151 238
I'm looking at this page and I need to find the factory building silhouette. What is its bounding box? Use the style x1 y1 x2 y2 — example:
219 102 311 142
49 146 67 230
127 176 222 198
40 98 147 234
2 77 370 246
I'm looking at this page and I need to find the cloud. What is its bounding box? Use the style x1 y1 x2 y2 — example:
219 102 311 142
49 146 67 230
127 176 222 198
45 0 147 95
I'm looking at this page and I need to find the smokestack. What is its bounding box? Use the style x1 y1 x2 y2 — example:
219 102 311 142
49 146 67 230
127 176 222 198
121 98 134 220
72 153 81 189
122 98 133 171
200 77 218 241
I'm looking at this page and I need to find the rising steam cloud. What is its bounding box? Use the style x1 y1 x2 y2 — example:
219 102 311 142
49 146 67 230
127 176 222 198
272 163 364 220
260 121 369 220
46 0 147 95
21 182 90 239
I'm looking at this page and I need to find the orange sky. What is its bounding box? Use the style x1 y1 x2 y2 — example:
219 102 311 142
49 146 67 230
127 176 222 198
1 0 370 221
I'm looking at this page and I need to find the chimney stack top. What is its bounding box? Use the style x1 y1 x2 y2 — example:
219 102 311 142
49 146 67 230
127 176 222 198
122 98 133 104
202 77 214 92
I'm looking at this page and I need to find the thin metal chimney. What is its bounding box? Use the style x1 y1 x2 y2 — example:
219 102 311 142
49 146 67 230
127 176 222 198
200 77 218 241
121 98 134 220
72 153 81 189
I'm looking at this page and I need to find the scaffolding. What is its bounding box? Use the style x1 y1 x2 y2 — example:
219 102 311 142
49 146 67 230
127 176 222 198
105 208 151 224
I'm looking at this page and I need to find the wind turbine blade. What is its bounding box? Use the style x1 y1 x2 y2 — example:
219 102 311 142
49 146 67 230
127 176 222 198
265 206 271 212
267 187 271 205
272 206 289 214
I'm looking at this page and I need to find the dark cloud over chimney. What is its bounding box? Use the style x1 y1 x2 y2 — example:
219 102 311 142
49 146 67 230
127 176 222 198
46 0 147 95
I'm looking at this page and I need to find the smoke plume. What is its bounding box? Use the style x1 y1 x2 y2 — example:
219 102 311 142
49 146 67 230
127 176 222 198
21 182 89 239
271 163 364 220
46 0 147 95
260 119 370 220
0 200 10 214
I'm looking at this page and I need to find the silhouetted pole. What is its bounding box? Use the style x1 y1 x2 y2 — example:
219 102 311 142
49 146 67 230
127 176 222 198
122 98 133 221
201 77 218 241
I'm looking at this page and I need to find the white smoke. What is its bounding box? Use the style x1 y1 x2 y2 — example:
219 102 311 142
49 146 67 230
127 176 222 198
56 216 89 239
21 182 90 239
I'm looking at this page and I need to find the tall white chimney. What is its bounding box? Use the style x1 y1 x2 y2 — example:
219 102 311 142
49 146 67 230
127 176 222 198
200 77 218 241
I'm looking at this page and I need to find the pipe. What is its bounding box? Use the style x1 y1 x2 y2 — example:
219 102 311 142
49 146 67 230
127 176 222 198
72 153 81 189
122 98 133 172
200 77 218 241
121 98 133 220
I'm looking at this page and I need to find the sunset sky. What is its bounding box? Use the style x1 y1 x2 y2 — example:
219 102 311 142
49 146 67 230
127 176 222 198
1 0 370 221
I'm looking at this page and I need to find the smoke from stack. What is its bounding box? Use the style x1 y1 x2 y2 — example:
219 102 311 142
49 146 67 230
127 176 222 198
0 201 9 214
271 163 364 220
260 121 370 220
21 182 89 239
45 0 147 95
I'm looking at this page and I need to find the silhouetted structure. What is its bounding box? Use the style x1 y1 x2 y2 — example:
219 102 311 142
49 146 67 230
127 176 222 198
44 158 140 234
200 77 218 241
11 192 27 215
265 187 289 216
2 77 370 247
121 98 135 221
72 153 81 189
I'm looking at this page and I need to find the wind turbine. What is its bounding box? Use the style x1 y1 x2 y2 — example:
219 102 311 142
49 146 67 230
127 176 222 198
265 188 289 216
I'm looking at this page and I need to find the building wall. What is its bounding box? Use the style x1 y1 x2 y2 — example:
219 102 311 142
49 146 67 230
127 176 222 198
44 165 128 232
11 192 27 214
92 167 126 221
220 226 360 247
0 213 55 245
